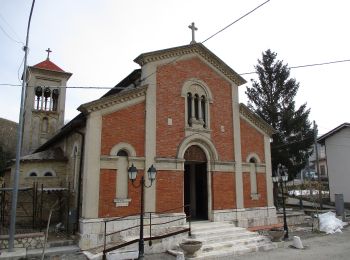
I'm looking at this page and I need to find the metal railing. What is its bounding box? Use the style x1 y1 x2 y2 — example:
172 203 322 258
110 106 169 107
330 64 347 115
102 204 191 259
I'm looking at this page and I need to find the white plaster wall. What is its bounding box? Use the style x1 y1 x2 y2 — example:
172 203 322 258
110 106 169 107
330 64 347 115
81 112 102 218
325 128 350 203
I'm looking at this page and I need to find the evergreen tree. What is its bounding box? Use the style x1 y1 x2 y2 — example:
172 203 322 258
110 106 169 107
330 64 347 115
246 49 314 178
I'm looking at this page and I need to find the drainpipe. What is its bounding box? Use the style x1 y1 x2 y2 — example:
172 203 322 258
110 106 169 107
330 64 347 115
324 144 331 203
74 130 85 233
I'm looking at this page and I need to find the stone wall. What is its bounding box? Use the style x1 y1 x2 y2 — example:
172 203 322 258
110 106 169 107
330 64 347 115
0 232 44 249
79 213 186 250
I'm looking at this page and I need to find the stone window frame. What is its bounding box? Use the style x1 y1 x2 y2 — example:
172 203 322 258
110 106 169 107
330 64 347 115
110 143 136 207
181 79 213 132
246 153 261 200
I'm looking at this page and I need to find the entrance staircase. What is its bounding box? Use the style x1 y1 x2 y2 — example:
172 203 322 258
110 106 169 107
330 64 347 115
169 221 277 259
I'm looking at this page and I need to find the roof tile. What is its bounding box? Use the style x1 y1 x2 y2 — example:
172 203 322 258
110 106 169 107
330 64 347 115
33 59 65 72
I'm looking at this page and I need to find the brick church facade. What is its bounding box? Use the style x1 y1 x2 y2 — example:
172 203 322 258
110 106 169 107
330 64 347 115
77 43 277 248
5 43 277 250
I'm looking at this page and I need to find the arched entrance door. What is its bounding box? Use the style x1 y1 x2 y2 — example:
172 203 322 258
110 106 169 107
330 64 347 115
184 145 208 220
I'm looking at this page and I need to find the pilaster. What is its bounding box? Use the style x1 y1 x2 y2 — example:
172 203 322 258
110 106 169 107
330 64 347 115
264 136 274 206
142 63 157 212
232 84 243 208
81 112 102 218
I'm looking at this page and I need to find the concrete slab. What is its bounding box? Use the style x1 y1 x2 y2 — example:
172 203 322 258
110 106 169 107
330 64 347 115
26 245 80 257
0 248 26 260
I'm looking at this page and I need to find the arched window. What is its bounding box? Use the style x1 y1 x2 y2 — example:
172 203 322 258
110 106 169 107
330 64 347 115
187 93 192 126
52 89 59 111
201 96 206 127
194 94 199 120
114 149 131 207
183 80 212 130
249 157 257 163
249 157 258 198
34 86 43 110
44 171 54 177
117 150 128 157
29 172 38 177
44 88 51 111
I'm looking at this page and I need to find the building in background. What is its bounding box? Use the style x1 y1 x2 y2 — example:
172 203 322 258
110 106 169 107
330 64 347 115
318 123 350 204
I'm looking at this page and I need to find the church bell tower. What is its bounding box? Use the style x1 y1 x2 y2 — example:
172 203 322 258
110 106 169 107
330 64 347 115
22 49 72 155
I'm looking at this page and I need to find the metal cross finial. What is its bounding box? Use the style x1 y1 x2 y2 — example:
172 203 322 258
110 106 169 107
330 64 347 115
45 48 52 60
188 22 198 44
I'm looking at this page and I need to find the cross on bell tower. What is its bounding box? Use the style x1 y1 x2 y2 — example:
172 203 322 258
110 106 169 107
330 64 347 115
188 22 198 44
45 48 52 60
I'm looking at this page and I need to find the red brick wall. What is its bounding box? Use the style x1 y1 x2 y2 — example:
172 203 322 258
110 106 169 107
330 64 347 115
99 169 143 218
243 172 267 208
101 102 145 156
156 57 234 161
156 170 183 213
212 172 236 210
240 118 265 163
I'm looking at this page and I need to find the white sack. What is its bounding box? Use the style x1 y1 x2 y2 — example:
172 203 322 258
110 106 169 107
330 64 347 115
318 211 347 234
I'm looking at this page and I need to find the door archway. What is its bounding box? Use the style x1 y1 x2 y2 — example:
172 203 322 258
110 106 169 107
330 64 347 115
184 145 208 220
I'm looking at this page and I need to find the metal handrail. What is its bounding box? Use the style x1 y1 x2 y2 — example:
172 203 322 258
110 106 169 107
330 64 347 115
102 204 191 259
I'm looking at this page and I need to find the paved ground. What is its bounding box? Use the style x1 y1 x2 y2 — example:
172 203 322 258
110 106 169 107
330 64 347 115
234 225 350 260
2 224 349 259
144 225 350 260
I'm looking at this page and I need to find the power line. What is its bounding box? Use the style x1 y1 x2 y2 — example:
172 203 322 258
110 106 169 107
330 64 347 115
0 23 23 45
2 57 350 89
201 0 270 44
0 13 23 45
140 0 271 85
240 59 350 75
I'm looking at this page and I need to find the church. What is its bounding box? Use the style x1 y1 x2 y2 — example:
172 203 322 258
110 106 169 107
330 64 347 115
5 37 277 250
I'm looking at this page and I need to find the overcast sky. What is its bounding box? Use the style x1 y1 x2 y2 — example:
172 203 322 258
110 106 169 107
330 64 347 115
1 0 349 136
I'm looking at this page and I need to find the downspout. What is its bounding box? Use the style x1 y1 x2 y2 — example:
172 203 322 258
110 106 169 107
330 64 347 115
324 144 331 202
74 130 85 233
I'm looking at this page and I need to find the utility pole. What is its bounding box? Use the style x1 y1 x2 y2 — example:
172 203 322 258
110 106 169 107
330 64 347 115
8 0 36 251
313 120 323 210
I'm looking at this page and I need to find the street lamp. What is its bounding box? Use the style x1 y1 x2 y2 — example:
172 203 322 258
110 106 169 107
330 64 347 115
128 163 157 260
272 164 289 240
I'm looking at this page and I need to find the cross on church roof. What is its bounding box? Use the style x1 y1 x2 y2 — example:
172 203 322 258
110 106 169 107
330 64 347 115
188 22 198 44
45 48 52 60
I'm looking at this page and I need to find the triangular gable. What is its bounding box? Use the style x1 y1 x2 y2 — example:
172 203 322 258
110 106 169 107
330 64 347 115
134 43 246 87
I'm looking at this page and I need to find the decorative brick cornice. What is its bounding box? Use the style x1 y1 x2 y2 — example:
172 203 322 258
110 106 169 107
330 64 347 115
134 43 246 86
78 85 147 114
239 103 275 136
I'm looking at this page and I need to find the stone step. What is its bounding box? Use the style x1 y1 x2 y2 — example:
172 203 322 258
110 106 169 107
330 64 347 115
178 221 276 259
191 228 254 241
190 232 258 244
199 236 270 252
190 221 237 231
189 242 277 259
